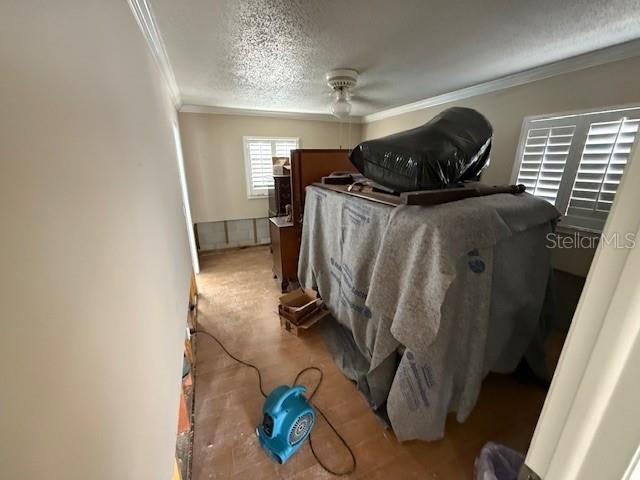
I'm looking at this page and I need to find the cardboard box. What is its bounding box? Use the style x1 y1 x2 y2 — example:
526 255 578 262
280 309 330 336
278 288 328 335
272 156 291 176
278 288 321 322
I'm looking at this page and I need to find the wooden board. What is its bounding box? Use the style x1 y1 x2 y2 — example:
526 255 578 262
312 183 401 207
312 182 526 208
172 458 182 480
290 149 357 224
187 272 198 332
177 389 190 434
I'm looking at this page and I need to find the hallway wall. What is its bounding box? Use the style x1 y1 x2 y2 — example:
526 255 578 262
0 2 192 479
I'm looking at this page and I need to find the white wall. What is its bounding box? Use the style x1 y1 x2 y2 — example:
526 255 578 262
179 112 363 223
0 2 192 480
363 56 640 277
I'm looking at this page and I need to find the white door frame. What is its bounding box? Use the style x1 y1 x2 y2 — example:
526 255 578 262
521 144 640 479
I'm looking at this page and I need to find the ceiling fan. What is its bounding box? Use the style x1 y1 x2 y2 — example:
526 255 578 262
325 69 359 119
325 69 386 119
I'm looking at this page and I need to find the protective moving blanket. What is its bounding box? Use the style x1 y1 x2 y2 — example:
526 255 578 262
298 186 559 441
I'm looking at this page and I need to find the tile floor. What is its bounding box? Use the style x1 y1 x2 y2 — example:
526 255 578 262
191 246 548 479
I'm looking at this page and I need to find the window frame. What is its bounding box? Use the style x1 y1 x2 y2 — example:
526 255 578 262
242 136 299 200
511 104 640 233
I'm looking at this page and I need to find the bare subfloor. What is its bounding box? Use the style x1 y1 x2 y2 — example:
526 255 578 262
192 246 547 479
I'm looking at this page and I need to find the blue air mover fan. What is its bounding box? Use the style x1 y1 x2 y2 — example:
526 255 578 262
256 385 315 464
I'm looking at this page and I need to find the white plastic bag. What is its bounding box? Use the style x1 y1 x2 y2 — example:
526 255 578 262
475 442 524 480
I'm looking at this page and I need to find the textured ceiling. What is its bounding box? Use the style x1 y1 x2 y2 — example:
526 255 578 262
149 0 640 117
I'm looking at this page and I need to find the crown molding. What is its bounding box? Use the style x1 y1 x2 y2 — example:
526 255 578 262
363 39 640 124
180 104 364 123
127 0 181 109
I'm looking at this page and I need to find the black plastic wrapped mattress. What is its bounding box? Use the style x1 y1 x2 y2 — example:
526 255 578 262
350 107 493 192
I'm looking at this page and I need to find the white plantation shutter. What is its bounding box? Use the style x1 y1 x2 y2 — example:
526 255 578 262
513 107 640 232
274 139 298 158
243 137 298 197
565 118 639 230
248 140 274 191
516 125 576 206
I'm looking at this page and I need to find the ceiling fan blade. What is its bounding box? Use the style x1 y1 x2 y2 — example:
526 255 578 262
351 95 388 110
354 79 389 91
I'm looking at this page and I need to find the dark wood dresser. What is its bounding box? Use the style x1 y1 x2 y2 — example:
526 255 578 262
268 175 291 217
269 149 357 291
269 217 300 292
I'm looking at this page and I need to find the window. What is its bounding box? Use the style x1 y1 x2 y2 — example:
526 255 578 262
243 136 299 198
512 106 640 232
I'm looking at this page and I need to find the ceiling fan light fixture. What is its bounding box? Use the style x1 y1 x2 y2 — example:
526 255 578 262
326 69 358 119
330 89 352 119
